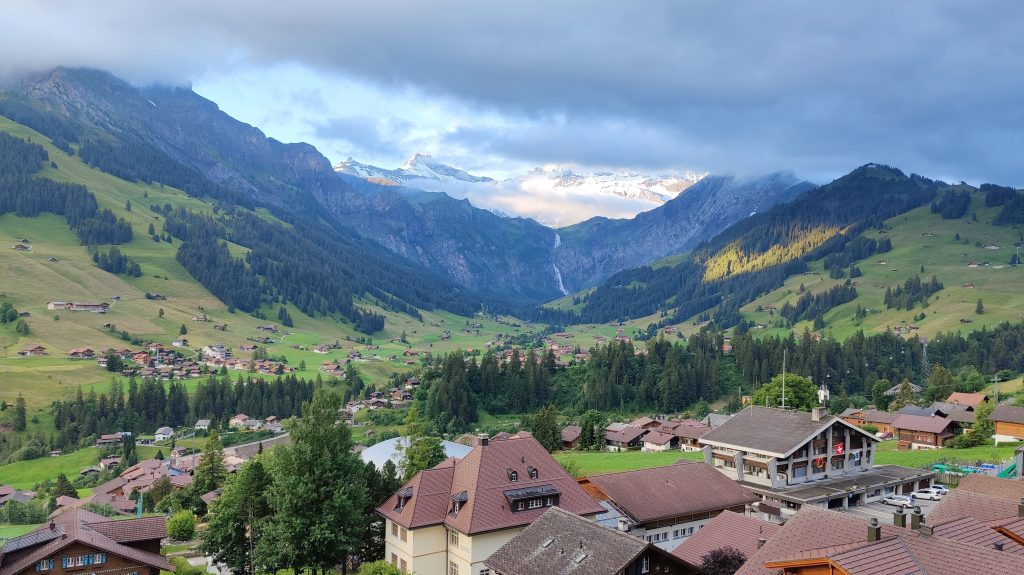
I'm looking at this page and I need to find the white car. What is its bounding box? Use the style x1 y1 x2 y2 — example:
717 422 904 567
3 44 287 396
882 495 915 507
912 488 945 501
930 484 949 494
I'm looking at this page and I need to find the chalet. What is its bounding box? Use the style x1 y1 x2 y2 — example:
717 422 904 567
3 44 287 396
0 508 172 575
17 345 47 357
945 392 989 408
313 344 332 354
700 406 932 518
580 461 757 552
883 380 922 396
377 435 604 575
171 338 188 348
485 506 693 575
604 424 648 451
47 302 109 313
839 408 899 436
154 427 173 442
96 357 107 368
368 399 387 409
94 433 124 448
641 431 679 452
990 405 1024 444
239 344 257 352
629 416 663 430
892 413 958 449
11 244 30 251
256 324 279 333
929 401 977 427
194 419 211 431
228 414 250 428
66 348 95 360
671 510 780 571
561 425 581 450
671 422 711 451
202 344 228 361
98 456 121 470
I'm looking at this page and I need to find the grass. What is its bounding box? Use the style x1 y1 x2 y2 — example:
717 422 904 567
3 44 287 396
553 450 704 476
0 524 39 539
874 439 1022 468
0 448 101 489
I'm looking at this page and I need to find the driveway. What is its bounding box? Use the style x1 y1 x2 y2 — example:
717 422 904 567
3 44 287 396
842 498 939 524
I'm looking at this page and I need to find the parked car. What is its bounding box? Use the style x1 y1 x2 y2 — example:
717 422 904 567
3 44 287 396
912 488 944 501
882 494 915 508
930 484 949 494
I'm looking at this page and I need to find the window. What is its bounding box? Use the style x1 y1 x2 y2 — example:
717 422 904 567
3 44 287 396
528 498 543 509
35 560 53 572
480 570 490 575
515 501 525 511
832 458 845 471
391 521 399 537
450 529 460 546
641 556 650 574
451 500 462 514
449 560 459 575
508 469 518 482
545 496 553 506
400 527 408 542
391 553 398 566
400 559 407 572
528 466 538 479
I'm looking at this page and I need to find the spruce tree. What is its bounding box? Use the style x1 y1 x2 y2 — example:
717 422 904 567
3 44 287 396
192 429 226 496
202 459 273 575
531 405 561 452
13 394 27 431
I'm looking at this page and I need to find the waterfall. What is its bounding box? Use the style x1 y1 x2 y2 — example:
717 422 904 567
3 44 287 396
551 233 568 295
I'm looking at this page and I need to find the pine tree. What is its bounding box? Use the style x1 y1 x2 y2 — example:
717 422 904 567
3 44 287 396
192 429 226 496
531 405 561 452
13 394 27 431
53 473 77 499
202 459 273 575
180 324 188 335
976 299 985 314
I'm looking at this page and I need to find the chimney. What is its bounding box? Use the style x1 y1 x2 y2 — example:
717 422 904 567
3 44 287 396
617 517 630 532
757 538 767 549
49 521 55 531
994 541 1005 551
478 434 489 447
868 518 881 542
811 406 828 422
910 506 924 530
893 507 907 528
919 524 933 537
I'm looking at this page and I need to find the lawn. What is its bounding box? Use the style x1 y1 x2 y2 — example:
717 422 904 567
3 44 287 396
0 448 100 490
553 449 704 477
874 440 1022 469
0 524 39 539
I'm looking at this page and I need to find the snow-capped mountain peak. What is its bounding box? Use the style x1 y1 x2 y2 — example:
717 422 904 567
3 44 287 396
335 153 492 185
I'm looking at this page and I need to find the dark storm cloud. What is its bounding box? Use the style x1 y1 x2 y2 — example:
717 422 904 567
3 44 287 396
3 1 1022 183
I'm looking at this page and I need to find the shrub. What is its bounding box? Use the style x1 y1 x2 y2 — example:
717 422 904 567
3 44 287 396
862 424 879 435
167 510 197 541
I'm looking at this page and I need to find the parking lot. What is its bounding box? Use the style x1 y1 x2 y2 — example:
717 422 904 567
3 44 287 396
842 497 939 523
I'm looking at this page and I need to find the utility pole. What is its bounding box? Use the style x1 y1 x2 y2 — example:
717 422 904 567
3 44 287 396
994 373 1000 404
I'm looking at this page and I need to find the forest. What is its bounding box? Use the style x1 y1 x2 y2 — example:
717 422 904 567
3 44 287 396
0 132 132 245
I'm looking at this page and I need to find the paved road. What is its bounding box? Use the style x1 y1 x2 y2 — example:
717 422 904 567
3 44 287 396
842 498 939 524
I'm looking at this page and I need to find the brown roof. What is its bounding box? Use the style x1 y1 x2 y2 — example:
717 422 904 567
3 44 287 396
604 425 648 444
701 406 873 457
376 435 604 536
671 422 711 439
824 533 1024 575
930 516 1024 555
560 425 581 443
891 413 957 434
586 461 757 524
929 402 976 424
484 506 687 575
991 405 1024 426
957 474 1024 502
672 510 780 567
946 392 988 408
0 508 172 575
641 430 675 445
839 408 899 425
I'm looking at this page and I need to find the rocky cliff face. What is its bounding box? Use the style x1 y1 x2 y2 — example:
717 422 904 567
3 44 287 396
552 174 815 292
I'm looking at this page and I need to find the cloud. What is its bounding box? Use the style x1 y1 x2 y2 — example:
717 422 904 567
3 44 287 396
2 1 1023 184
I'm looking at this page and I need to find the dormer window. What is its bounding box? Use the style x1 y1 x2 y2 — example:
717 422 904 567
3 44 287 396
394 486 413 512
508 468 518 482
528 466 538 480
449 491 468 515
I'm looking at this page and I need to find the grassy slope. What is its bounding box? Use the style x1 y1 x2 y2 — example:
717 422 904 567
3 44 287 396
874 440 1021 468
0 445 162 490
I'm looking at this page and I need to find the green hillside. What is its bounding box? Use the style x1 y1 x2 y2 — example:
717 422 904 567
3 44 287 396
736 192 1023 340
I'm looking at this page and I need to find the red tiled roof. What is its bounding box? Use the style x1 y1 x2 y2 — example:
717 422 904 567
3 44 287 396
946 392 988 408
672 510 779 567
560 425 581 443
586 461 757 524
928 489 1021 526
376 436 603 536
957 474 1024 501
891 413 956 434
931 516 1024 555
671 422 711 440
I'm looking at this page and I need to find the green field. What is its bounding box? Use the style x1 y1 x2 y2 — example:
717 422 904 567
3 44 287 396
874 440 1021 468
0 445 162 490
553 450 704 476
0 524 39 539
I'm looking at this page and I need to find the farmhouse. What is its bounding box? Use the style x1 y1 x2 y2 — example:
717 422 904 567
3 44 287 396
641 430 678 452
66 348 95 360
154 427 173 442
0 508 172 575
580 461 758 552
892 413 958 449
604 424 648 451
990 405 1024 444
839 408 899 436
47 302 109 313
560 425 581 450
17 345 47 357
376 434 604 575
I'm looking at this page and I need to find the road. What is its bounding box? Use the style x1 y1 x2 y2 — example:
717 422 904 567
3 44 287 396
842 498 940 524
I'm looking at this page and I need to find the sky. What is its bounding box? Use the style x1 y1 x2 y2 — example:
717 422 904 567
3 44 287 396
2 1 1023 186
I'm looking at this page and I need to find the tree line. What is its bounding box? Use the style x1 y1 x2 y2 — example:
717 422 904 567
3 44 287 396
92 247 142 276
0 132 132 245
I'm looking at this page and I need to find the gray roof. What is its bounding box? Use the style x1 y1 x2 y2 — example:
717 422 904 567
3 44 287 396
702 413 733 429
485 506 683 575
700 406 872 457
359 436 472 471
884 382 922 396
929 402 975 424
899 405 937 417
